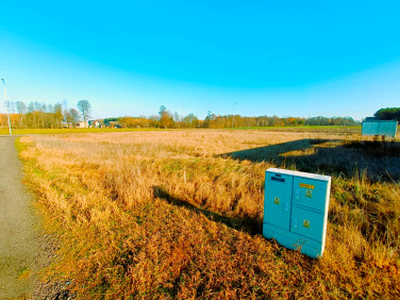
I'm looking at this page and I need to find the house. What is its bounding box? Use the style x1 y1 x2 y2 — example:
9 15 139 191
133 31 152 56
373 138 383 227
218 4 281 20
88 120 101 128
76 121 88 128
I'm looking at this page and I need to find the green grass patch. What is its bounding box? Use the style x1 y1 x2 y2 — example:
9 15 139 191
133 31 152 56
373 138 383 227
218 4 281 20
0 126 363 135
14 137 28 153
235 125 362 130
0 127 165 135
17 267 32 279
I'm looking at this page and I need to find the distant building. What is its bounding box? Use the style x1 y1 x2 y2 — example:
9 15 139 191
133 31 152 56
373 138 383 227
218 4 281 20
362 118 398 138
76 121 88 128
88 120 101 128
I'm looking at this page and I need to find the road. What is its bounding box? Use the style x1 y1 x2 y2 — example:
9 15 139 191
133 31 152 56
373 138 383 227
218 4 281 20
0 136 40 299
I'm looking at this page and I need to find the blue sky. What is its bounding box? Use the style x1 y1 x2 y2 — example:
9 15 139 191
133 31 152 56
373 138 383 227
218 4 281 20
0 1 399 120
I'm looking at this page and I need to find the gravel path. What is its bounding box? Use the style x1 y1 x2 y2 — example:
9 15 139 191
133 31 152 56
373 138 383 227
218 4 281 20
0 136 41 299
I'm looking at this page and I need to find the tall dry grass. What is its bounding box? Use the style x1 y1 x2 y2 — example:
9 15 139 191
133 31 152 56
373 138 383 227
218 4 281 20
19 129 400 298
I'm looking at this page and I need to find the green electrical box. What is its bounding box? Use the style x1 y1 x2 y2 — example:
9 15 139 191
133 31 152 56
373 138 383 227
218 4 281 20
362 119 398 138
263 168 331 258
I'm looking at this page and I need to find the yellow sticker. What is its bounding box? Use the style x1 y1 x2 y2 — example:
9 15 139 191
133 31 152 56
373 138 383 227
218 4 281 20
303 220 310 228
300 183 315 189
274 197 280 205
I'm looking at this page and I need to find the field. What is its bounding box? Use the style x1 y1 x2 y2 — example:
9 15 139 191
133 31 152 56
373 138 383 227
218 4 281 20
0 127 162 135
18 128 400 298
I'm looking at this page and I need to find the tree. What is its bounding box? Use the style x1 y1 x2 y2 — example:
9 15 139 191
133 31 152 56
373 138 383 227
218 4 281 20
103 118 119 127
16 101 27 114
183 113 199 128
148 114 159 127
374 107 400 121
173 112 182 128
67 108 80 127
203 111 216 128
28 102 36 113
119 116 135 128
15 101 27 127
119 116 150 128
52 103 64 128
159 105 172 129
77 100 92 127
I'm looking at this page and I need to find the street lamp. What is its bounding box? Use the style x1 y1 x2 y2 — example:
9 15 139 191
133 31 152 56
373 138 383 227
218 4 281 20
1 78 12 135
231 102 238 129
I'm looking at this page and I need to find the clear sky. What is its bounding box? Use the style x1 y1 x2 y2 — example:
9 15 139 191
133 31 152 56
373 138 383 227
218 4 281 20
1 1 399 120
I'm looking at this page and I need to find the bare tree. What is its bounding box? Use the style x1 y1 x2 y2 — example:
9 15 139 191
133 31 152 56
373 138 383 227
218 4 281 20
67 108 80 128
77 99 92 127
15 101 27 127
16 101 27 114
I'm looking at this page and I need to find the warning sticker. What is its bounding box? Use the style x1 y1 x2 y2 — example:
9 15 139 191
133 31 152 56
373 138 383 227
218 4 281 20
274 197 280 205
300 183 315 189
303 220 310 228
305 190 313 198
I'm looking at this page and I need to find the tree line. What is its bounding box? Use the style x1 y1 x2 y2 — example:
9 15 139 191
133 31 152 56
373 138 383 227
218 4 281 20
1 101 366 129
118 106 360 129
0 100 91 129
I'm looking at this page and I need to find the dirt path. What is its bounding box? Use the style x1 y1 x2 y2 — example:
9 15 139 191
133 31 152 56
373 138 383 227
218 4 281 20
0 136 41 299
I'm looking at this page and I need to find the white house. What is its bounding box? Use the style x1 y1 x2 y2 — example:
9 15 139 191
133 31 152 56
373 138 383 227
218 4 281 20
76 121 88 128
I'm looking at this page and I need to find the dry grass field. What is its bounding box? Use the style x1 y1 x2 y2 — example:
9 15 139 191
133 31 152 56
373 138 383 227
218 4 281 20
18 129 400 298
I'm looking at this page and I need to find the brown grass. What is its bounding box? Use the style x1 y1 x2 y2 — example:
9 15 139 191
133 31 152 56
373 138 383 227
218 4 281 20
19 129 400 298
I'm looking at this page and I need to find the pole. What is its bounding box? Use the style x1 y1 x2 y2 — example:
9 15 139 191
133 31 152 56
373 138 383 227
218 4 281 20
1 79 12 135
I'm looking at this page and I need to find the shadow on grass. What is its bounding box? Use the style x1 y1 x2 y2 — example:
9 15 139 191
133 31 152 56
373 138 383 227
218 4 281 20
153 186 262 235
219 139 400 182
220 139 332 165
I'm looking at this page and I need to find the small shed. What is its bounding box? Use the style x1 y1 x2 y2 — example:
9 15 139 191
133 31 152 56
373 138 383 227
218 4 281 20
362 118 398 138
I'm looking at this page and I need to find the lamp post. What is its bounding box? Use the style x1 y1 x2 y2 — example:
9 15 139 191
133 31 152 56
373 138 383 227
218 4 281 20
1 79 12 135
231 102 238 129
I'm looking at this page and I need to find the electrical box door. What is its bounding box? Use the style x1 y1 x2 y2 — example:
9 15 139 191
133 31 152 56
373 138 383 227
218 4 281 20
263 168 331 258
264 172 293 231
293 177 328 212
291 207 324 242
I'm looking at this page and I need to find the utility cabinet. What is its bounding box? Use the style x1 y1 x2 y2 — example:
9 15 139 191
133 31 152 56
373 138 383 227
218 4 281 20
263 168 331 258
362 119 398 138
